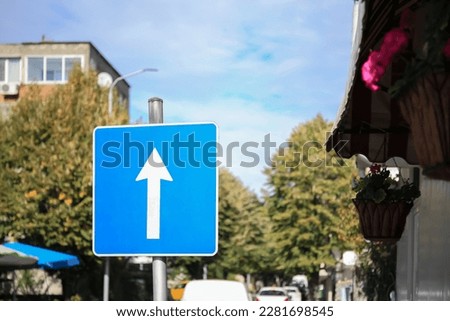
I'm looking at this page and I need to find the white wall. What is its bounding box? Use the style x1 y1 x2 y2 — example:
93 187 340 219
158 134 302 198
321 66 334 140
397 175 450 300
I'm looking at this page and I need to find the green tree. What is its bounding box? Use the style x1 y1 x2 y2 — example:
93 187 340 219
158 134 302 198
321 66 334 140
0 68 128 299
171 168 271 281
211 168 272 277
264 115 358 283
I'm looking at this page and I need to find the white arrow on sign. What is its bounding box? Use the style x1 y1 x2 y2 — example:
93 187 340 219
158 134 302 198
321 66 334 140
136 148 173 239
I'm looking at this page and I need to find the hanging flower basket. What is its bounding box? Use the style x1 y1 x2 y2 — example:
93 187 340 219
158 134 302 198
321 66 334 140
352 164 420 243
353 199 413 243
398 72 450 181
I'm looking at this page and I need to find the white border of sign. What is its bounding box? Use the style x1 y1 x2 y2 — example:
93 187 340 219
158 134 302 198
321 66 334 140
92 122 219 257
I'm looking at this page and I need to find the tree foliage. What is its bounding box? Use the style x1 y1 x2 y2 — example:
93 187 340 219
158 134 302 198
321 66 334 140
171 168 271 280
264 115 359 280
213 168 272 276
0 68 128 298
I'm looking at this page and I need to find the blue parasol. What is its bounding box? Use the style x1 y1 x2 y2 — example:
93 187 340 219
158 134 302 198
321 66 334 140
0 245 37 271
2 242 80 270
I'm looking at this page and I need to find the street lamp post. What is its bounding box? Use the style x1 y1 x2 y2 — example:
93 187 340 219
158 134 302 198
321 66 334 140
108 68 158 115
103 67 158 301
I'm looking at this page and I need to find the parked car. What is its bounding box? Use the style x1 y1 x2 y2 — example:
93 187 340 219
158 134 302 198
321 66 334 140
181 279 251 301
255 287 289 301
284 286 302 301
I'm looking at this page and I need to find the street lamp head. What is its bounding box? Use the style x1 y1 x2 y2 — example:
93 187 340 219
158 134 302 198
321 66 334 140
108 67 158 116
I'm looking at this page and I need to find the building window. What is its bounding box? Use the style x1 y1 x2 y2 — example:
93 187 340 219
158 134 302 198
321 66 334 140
65 57 81 81
0 58 21 83
28 57 44 81
46 58 62 81
26 56 82 83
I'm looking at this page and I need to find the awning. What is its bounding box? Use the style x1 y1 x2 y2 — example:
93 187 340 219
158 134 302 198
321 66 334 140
326 0 420 164
2 242 80 270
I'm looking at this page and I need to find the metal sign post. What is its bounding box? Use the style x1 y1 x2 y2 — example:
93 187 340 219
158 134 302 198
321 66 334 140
103 258 110 301
148 97 167 301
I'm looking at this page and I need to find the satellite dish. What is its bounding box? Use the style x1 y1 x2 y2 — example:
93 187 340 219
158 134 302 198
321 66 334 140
97 72 113 87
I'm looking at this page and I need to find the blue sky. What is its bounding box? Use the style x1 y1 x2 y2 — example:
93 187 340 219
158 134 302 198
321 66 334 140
1 0 355 194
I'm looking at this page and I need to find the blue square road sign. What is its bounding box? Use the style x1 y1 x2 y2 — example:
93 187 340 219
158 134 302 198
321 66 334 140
93 122 218 256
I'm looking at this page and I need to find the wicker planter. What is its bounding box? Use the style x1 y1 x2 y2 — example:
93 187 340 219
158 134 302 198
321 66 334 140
398 72 450 181
352 199 413 243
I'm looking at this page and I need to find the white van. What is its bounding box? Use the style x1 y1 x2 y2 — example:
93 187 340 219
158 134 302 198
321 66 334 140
292 274 308 288
181 280 251 301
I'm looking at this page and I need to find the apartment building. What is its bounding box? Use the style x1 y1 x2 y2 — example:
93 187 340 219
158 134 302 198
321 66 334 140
0 41 129 116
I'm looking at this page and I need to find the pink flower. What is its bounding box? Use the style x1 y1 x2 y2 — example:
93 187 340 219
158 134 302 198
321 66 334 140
361 51 388 91
370 164 381 174
367 82 380 92
381 28 409 57
443 38 450 58
362 60 381 91
368 50 391 68
361 27 410 92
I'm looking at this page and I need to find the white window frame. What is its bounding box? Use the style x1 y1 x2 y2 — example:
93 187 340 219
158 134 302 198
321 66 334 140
0 57 22 83
25 55 84 84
